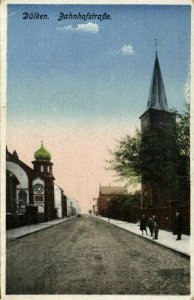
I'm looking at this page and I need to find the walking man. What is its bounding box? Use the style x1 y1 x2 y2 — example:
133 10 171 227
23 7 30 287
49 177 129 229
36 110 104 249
152 215 159 240
140 214 148 236
174 211 183 240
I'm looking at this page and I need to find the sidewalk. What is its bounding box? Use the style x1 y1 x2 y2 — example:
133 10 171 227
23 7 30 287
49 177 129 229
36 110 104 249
7 216 190 257
7 217 75 241
97 216 190 257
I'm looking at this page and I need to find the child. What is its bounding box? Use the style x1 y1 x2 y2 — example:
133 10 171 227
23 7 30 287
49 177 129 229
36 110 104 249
147 217 154 237
153 218 159 240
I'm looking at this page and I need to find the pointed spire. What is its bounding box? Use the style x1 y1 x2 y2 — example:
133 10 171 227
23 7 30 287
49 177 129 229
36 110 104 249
147 52 169 112
154 38 158 53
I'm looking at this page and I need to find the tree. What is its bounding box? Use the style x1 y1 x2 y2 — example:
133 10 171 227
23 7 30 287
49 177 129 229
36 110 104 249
176 103 190 157
107 104 190 194
108 194 134 221
176 103 190 198
106 130 142 185
107 126 178 187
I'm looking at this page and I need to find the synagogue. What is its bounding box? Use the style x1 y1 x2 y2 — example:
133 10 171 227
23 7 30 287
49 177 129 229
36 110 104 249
6 142 80 229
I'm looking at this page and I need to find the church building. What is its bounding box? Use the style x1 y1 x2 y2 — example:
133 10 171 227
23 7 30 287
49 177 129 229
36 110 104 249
139 51 178 210
138 50 189 233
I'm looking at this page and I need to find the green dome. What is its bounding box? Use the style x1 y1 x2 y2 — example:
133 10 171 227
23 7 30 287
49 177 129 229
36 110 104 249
34 142 51 161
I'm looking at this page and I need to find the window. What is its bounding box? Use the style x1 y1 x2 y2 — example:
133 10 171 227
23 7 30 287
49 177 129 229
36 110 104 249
18 190 27 202
34 195 44 202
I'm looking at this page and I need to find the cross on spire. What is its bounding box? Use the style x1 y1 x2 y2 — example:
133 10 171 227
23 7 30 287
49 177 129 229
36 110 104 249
154 38 158 53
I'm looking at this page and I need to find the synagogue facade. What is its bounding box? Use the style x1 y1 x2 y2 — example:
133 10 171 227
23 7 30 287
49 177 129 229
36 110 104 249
6 143 80 229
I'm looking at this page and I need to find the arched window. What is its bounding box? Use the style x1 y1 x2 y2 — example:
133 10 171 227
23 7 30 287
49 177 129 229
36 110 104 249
18 190 27 201
18 190 27 207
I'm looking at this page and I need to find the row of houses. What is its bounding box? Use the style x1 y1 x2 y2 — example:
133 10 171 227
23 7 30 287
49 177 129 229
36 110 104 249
6 143 81 229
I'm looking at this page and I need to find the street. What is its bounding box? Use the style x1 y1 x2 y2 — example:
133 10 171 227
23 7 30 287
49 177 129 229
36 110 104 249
6 215 190 295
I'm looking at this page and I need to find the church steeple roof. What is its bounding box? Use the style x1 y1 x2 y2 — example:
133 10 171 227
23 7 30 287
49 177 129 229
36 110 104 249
147 53 169 111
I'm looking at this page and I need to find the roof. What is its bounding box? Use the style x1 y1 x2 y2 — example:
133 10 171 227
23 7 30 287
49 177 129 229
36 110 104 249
147 53 170 112
6 147 34 174
99 186 128 195
34 142 51 161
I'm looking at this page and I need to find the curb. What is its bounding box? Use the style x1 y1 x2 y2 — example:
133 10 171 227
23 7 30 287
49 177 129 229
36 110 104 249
98 217 190 259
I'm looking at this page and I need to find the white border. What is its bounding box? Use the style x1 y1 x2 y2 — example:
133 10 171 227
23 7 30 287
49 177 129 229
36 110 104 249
0 1 193 299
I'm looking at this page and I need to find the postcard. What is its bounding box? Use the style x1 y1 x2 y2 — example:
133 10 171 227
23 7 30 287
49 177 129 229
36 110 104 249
0 0 193 299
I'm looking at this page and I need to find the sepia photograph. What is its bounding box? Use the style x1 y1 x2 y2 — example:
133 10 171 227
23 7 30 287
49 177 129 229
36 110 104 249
0 1 193 298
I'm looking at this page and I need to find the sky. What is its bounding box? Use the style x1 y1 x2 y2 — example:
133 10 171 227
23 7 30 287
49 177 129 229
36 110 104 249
7 4 191 213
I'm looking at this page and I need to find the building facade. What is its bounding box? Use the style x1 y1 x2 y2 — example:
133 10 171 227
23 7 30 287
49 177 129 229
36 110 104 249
66 198 81 217
6 143 80 229
97 185 128 216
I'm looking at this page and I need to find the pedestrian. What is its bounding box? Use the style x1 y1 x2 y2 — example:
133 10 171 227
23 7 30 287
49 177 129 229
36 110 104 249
152 216 159 240
173 210 183 240
140 214 148 236
147 217 154 237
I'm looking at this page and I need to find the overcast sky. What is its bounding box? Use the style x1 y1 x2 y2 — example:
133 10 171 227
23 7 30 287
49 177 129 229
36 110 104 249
7 4 191 213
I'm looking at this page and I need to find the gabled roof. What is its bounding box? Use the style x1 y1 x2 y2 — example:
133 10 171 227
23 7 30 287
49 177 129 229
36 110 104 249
99 186 128 195
147 53 170 112
6 147 34 174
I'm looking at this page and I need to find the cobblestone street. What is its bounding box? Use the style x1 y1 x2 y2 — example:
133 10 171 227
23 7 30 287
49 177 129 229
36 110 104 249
6 215 190 295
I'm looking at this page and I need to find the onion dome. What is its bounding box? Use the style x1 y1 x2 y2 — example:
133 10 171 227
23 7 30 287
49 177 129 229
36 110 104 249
34 141 51 161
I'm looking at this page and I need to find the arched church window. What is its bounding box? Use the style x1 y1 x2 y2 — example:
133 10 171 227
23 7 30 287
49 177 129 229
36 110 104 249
18 190 27 207
41 165 44 172
18 190 27 201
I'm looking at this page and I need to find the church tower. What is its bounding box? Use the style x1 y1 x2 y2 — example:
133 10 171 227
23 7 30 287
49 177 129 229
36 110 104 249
140 51 174 133
32 142 56 221
139 49 177 209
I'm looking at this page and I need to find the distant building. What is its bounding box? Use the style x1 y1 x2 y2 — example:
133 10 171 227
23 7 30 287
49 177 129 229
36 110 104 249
66 198 81 217
54 184 65 218
97 185 128 216
92 198 98 215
